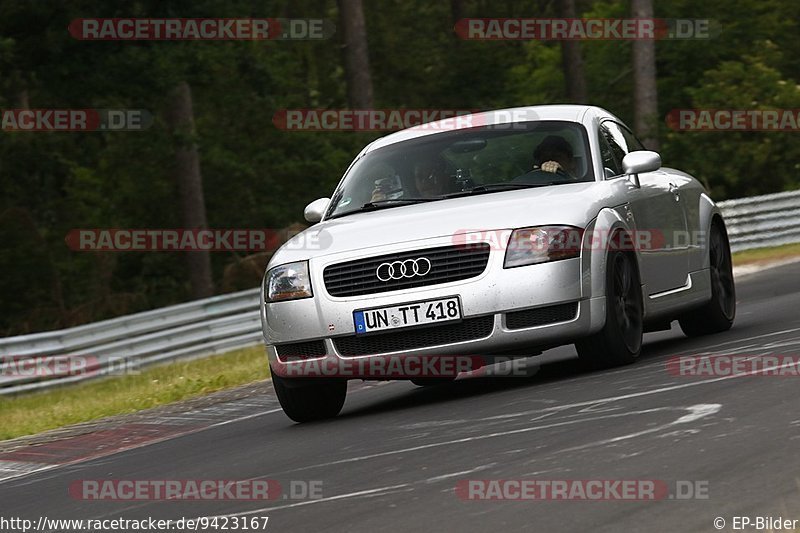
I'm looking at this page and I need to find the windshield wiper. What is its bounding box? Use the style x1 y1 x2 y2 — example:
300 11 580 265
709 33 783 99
328 198 441 219
360 198 440 209
443 182 560 198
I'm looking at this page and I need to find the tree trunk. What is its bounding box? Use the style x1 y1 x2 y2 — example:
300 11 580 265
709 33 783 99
631 0 659 150
168 81 214 299
556 0 588 103
451 0 464 23
337 0 374 109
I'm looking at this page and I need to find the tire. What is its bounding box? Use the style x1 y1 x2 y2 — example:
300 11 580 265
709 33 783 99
575 250 644 368
271 372 347 423
678 220 736 337
410 377 456 387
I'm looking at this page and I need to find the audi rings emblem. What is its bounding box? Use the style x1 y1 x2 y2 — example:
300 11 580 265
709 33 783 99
376 257 432 281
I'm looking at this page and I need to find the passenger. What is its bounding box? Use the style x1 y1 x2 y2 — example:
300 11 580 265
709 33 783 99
370 157 452 202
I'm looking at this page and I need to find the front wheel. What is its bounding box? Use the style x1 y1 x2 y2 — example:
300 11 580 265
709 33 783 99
575 250 643 368
678 220 735 337
271 371 347 423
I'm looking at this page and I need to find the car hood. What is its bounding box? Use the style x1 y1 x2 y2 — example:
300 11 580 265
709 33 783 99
270 182 620 266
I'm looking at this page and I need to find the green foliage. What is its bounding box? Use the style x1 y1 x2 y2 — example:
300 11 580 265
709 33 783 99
661 42 800 197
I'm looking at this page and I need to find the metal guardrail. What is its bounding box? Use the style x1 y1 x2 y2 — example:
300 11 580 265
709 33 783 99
718 189 800 253
1 189 798 395
0 289 262 394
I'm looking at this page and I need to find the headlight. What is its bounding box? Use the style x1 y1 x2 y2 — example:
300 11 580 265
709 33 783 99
265 261 313 302
503 226 584 268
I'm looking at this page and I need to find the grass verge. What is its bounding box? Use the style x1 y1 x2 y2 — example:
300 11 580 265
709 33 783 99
0 345 269 441
732 242 800 266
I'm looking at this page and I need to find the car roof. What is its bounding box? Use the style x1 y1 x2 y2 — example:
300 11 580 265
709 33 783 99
363 105 616 154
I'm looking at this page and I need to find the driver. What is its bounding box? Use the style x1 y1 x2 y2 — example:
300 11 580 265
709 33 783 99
533 135 578 178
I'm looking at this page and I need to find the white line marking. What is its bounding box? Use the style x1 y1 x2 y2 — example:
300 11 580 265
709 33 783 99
286 407 693 472
197 404 720 520
674 403 722 424
690 327 800 353
560 404 722 452
423 463 497 483
203 484 413 517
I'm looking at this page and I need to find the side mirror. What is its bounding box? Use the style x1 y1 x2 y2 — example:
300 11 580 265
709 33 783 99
621 151 661 188
303 198 330 223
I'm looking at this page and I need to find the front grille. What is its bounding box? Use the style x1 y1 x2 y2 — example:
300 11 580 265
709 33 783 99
505 302 578 330
323 243 491 297
333 315 494 357
275 340 327 361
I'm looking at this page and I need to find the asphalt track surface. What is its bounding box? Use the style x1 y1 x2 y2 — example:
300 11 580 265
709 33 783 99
2 261 800 533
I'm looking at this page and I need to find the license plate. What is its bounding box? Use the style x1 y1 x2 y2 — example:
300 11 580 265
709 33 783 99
353 297 462 335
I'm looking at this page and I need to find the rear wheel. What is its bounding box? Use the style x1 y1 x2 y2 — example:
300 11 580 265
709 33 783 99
576 250 643 368
272 372 346 423
678 220 735 336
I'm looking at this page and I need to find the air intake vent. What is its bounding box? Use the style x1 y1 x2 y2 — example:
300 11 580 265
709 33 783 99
505 302 578 330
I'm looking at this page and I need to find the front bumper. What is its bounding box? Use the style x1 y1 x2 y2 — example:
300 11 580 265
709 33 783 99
262 235 605 373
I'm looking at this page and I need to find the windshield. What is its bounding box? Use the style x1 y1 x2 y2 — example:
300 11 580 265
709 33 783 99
327 120 594 219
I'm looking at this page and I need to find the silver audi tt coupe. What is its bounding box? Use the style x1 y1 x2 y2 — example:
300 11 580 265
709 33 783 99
261 105 735 422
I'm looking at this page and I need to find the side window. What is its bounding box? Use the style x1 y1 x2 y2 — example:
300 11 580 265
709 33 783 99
598 125 623 177
601 121 630 153
603 120 646 153
618 123 646 152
